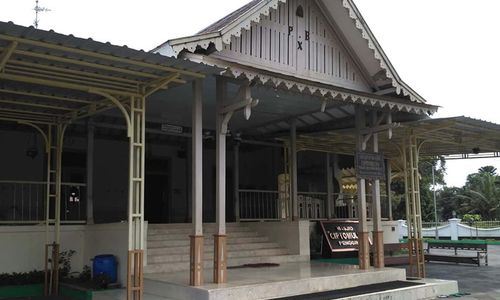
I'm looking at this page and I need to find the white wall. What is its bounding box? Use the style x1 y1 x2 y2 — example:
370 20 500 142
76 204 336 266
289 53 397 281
247 220 310 259
0 225 85 274
399 219 500 240
0 222 147 287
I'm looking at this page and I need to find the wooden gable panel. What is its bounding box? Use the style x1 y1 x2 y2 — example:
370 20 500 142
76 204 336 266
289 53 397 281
216 0 371 93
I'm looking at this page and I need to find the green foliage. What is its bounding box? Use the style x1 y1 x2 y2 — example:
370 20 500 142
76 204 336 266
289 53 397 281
59 249 76 278
93 273 112 289
0 270 44 286
462 214 482 224
457 168 500 220
79 265 91 282
436 187 462 220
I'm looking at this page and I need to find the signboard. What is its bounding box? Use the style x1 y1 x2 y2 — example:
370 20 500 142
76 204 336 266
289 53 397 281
320 220 371 252
161 123 183 134
355 151 385 179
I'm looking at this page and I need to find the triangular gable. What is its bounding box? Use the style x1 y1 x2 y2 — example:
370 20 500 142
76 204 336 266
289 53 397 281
155 0 427 105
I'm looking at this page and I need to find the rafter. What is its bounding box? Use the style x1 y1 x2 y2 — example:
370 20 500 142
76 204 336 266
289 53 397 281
0 41 16 72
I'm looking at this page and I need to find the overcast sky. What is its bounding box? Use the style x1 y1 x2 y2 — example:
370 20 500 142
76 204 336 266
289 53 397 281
2 0 500 187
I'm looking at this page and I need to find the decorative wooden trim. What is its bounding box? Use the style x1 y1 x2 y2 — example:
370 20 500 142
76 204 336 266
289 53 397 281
190 235 204 286
341 0 425 104
213 234 228 284
127 250 144 300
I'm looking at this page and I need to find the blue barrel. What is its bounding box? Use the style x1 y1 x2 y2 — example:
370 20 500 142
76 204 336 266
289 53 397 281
93 254 117 283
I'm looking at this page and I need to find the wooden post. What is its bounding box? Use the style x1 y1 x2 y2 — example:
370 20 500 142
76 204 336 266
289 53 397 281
190 78 204 286
214 77 227 283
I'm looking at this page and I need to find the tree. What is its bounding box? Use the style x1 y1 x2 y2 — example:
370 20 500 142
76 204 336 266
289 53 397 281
457 167 500 220
418 158 446 221
436 186 462 220
390 157 446 221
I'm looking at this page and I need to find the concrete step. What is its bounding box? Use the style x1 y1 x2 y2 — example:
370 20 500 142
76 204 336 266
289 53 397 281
144 254 305 273
147 223 246 230
147 236 269 248
148 226 253 235
147 241 282 255
148 230 259 241
148 248 289 263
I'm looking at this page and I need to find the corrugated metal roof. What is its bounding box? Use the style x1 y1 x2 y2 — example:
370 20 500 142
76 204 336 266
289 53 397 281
0 21 220 78
0 21 221 125
198 0 262 34
287 116 500 158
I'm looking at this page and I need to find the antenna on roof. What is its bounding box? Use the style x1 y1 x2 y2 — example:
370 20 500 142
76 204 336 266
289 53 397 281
33 0 51 29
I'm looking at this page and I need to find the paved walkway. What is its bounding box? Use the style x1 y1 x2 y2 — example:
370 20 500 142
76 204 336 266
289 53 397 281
410 245 500 299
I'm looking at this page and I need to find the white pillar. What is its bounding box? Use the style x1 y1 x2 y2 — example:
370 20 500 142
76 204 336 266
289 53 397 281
192 79 203 236
214 77 227 283
234 142 240 222
449 218 461 241
387 160 393 221
86 119 94 225
355 106 369 269
326 153 333 220
371 111 384 268
190 78 204 286
290 120 298 221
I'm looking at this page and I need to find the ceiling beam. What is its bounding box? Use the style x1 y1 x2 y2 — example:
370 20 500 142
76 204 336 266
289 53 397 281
0 41 16 72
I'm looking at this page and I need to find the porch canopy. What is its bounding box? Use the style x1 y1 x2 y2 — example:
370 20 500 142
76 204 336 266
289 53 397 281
0 20 217 298
288 116 500 159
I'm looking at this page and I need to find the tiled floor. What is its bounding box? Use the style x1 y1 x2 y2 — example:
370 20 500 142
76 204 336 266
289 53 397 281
144 260 401 290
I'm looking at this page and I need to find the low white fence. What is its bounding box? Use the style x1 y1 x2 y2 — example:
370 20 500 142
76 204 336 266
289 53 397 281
398 218 500 240
0 180 86 224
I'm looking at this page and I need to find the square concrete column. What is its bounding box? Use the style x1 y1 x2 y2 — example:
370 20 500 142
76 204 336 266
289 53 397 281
190 79 204 286
290 120 298 221
355 106 370 270
371 111 384 268
214 77 227 283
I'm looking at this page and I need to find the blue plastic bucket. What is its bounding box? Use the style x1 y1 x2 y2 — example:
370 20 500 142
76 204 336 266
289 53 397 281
92 254 117 283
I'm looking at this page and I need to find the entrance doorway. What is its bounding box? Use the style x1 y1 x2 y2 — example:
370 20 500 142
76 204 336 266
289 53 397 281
145 157 171 223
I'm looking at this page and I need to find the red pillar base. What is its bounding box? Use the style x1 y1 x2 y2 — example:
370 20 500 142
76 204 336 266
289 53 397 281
373 231 385 268
213 234 227 283
189 235 204 286
358 231 370 269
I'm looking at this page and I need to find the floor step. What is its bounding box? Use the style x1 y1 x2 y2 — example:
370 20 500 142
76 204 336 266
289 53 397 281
147 241 282 255
144 254 305 273
148 236 269 248
145 222 294 274
148 230 258 241
148 248 289 264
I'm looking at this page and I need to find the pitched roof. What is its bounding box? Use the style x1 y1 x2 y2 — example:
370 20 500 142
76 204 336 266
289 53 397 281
155 0 430 108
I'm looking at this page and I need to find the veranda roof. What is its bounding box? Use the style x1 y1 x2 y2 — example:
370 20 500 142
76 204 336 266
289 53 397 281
0 21 218 125
288 116 500 159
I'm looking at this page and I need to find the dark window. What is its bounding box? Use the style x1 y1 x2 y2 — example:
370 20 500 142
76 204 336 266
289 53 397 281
296 5 304 18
